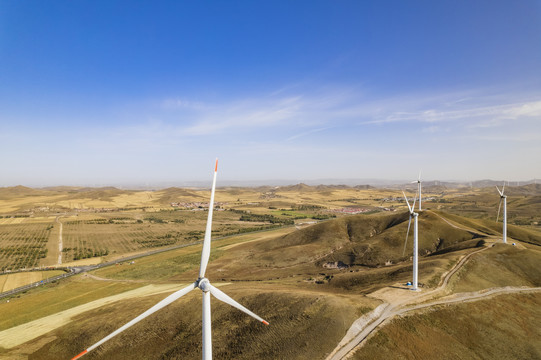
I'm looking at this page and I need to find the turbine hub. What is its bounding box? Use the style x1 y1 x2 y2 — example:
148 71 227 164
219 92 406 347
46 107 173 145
197 277 211 292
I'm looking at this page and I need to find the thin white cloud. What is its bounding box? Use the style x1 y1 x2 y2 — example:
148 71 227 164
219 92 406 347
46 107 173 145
161 98 207 110
361 98 541 126
464 132 541 142
421 125 441 133
285 127 332 141
181 95 307 136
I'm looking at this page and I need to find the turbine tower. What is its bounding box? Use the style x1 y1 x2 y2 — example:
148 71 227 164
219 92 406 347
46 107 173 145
496 183 507 244
411 171 422 211
402 191 419 291
72 159 268 360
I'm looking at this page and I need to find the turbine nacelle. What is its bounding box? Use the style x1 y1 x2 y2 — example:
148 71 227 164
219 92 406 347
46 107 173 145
197 278 211 292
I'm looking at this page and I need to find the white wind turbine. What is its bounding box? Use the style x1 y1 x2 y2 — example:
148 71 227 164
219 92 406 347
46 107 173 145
402 191 419 291
411 171 422 211
496 183 507 244
72 159 269 360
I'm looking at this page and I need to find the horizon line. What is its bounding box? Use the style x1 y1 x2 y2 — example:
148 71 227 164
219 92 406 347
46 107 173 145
1 178 538 191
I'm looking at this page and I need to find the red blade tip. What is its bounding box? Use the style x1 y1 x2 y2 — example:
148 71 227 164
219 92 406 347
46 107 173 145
72 350 88 360
215 158 218 172
262 320 269 325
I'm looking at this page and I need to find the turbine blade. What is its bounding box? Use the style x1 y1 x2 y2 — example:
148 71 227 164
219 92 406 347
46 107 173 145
208 284 269 325
502 182 505 195
496 186 502 197
496 198 502 223
418 170 422 181
403 215 412 257
412 193 417 212
199 158 218 278
71 282 197 359
402 191 412 213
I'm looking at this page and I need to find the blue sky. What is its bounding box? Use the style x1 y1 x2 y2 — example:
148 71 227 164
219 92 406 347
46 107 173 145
1 1 540 186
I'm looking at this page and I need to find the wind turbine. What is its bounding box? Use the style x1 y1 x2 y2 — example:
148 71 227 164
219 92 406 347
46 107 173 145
72 159 269 360
402 191 419 291
411 171 422 211
496 183 507 244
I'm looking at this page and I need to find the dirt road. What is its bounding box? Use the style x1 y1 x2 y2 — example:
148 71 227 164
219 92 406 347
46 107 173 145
326 241 537 360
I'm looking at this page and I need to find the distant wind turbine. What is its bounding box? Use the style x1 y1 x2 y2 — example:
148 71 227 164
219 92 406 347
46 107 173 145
411 171 422 211
496 183 507 244
72 159 269 360
402 191 419 291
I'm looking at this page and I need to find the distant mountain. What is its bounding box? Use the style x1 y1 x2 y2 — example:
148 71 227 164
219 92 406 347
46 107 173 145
2 179 539 192
0 185 48 200
276 183 315 192
354 184 375 190
154 187 206 204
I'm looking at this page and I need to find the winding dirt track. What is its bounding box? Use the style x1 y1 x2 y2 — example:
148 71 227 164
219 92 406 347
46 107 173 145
326 211 538 360
329 286 541 360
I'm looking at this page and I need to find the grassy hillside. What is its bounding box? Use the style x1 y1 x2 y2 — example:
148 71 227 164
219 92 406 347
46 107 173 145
450 243 541 292
353 292 541 360
0 277 141 331
218 211 480 273
26 286 369 360
153 187 206 204
0 186 51 200
90 210 485 293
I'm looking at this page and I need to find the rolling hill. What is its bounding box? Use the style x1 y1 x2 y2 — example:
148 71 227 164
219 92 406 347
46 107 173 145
208 211 483 278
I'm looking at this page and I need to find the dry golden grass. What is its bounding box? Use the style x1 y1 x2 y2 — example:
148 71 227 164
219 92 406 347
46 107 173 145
24 284 375 360
0 270 64 292
353 292 541 360
0 276 142 332
449 243 541 292
0 283 184 349
0 272 42 292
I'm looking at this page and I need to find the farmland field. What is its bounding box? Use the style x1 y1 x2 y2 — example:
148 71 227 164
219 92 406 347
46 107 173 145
58 210 287 263
0 221 55 271
1 184 540 272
